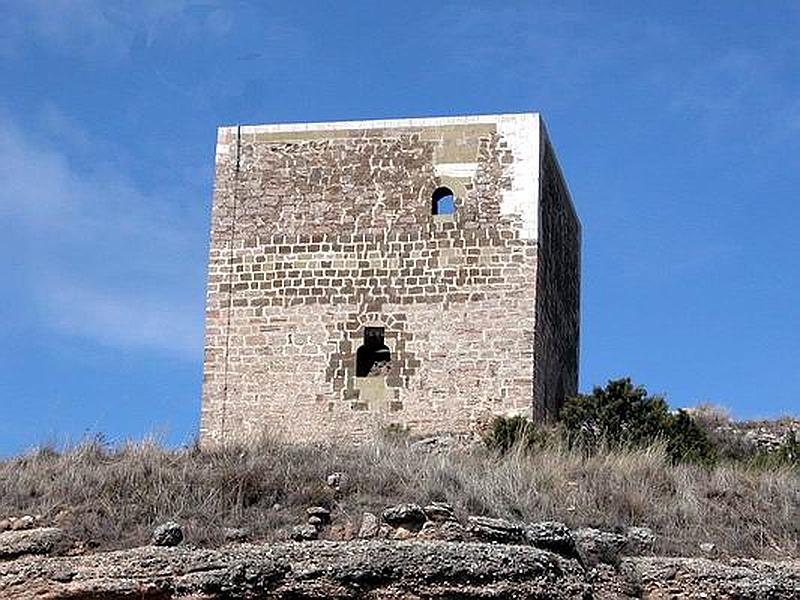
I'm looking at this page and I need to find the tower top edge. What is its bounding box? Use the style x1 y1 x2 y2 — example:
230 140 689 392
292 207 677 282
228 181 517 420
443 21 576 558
219 112 541 135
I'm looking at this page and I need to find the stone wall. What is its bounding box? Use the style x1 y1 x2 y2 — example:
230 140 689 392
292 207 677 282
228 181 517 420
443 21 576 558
533 129 581 419
200 114 578 445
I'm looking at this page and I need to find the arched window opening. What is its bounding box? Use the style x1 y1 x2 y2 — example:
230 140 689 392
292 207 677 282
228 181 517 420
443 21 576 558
356 327 391 377
432 186 455 215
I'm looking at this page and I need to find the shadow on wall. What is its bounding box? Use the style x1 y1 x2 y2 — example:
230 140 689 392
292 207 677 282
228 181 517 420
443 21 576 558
356 327 391 377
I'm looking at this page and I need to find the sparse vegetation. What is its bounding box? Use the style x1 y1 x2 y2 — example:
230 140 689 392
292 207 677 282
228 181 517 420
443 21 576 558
483 414 545 453
0 426 797 559
0 378 796 560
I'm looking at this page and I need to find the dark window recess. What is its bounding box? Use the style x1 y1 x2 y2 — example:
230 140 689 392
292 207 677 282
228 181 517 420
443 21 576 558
356 327 391 377
432 186 456 215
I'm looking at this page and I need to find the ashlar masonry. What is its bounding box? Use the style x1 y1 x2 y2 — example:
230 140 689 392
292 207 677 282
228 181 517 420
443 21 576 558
200 113 580 445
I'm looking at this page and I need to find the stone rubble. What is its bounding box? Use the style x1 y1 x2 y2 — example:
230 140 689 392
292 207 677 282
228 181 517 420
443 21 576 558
150 521 183 547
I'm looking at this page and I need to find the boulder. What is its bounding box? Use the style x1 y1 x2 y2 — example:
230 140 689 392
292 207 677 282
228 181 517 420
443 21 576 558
381 503 427 530
306 506 331 522
0 527 64 560
423 502 456 522
573 528 626 567
466 516 527 544
289 524 318 542
150 522 183 547
357 512 379 539
525 521 578 558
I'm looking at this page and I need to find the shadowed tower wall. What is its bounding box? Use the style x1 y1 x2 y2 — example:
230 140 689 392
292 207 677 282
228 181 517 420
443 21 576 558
200 113 580 445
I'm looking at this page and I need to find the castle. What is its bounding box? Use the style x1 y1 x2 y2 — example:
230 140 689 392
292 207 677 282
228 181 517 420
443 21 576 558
200 113 580 445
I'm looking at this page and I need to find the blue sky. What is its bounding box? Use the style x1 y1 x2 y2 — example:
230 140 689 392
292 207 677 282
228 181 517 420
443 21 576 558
1 1 798 455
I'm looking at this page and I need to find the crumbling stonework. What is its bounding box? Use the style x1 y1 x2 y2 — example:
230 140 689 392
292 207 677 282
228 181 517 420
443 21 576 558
200 113 580 445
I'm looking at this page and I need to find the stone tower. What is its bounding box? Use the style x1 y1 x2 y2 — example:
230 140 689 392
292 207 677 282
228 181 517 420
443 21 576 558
200 113 580 445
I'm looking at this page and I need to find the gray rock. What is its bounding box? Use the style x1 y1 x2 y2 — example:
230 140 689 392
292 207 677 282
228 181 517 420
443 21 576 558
623 526 655 555
0 527 64 560
423 501 456 522
306 506 331 523
573 528 626 567
621 556 800 599
699 542 717 554
417 520 465 542
289 524 318 542
2 541 798 600
357 512 379 539
381 503 427 530
9 516 38 531
150 522 183 547
326 472 343 489
525 521 578 558
466 516 527 544
222 527 250 543
307 516 324 528
0 540 592 599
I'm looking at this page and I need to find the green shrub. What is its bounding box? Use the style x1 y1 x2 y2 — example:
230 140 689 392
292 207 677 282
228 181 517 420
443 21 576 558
666 409 718 465
561 378 670 450
561 378 716 465
484 415 544 453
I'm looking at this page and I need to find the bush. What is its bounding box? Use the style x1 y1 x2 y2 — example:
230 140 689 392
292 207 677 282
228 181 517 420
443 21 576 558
484 415 544 454
561 378 716 465
666 410 718 465
561 378 670 450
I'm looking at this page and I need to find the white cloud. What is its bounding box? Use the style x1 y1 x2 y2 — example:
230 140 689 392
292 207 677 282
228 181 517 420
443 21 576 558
41 280 202 359
0 109 206 359
3 0 231 62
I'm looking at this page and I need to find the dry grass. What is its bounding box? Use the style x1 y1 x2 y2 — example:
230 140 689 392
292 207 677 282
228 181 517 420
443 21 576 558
0 434 797 559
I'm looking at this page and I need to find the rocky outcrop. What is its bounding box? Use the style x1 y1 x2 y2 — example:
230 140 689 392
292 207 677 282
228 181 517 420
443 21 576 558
2 505 796 598
0 540 797 599
465 515 527 544
0 527 64 561
620 556 800 599
0 540 590 599
573 527 628 567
